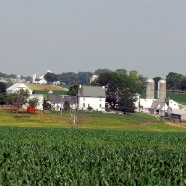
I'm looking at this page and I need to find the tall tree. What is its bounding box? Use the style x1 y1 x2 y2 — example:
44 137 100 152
44 72 58 84
96 69 142 112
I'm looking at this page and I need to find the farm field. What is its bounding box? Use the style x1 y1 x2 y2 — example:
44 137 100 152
0 110 186 184
26 83 63 90
1 110 186 132
0 127 186 185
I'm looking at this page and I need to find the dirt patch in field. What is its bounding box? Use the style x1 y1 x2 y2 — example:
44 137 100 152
165 121 186 128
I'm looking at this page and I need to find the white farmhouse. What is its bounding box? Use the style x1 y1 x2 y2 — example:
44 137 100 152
78 85 106 111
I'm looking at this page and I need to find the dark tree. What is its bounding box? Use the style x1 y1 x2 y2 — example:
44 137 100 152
180 78 186 91
166 72 183 90
58 72 77 85
94 69 112 75
44 72 58 84
153 77 162 90
67 84 79 96
0 82 6 105
76 72 93 85
96 69 142 112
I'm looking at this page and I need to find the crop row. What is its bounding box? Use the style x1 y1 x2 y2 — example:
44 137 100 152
0 127 185 185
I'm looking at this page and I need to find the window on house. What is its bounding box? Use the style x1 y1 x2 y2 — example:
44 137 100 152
83 103 85 107
83 98 85 101
100 104 101 108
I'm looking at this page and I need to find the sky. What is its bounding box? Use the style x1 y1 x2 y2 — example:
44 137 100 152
0 0 186 79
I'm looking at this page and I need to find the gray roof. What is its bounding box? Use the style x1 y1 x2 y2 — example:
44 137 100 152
49 95 77 104
78 86 106 98
150 99 167 110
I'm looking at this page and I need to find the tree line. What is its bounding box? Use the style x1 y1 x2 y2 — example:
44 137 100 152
44 70 186 91
1 70 186 91
153 72 186 91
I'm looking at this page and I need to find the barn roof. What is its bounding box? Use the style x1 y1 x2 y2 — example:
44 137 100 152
150 99 168 110
6 83 32 92
49 95 77 104
78 85 106 98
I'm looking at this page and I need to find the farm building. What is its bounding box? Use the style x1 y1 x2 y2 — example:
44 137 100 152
78 85 106 111
6 83 33 95
48 94 77 111
6 83 44 110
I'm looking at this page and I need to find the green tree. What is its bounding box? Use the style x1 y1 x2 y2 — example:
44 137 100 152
96 69 142 112
58 72 77 85
67 84 79 96
5 89 30 113
94 69 112 75
180 78 186 91
0 82 6 105
166 72 184 90
28 97 39 108
44 72 58 84
76 72 93 85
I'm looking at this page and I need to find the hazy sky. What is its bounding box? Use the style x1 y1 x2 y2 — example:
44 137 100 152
0 0 186 79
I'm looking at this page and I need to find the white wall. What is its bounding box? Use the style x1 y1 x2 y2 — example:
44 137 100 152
78 97 105 111
168 99 179 110
22 94 43 110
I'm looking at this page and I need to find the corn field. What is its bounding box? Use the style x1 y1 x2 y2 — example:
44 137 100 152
0 127 186 185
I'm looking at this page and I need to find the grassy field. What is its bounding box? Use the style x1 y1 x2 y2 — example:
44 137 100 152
26 83 64 90
1 110 186 184
26 83 68 95
1 110 186 132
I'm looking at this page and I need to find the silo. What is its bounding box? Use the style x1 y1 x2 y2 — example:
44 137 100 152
158 79 166 99
32 74 37 83
16 75 21 83
146 79 155 99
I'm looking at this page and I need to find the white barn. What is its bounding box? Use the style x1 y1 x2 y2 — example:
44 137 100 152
78 85 106 111
6 83 33 95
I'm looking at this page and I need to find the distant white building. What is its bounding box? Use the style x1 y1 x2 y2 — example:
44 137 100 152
78 85 106 111
6 83 33 95
32 74 47 84
6 83 44 110
90 75 98 84
135 97 182 116
32 70 52 84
